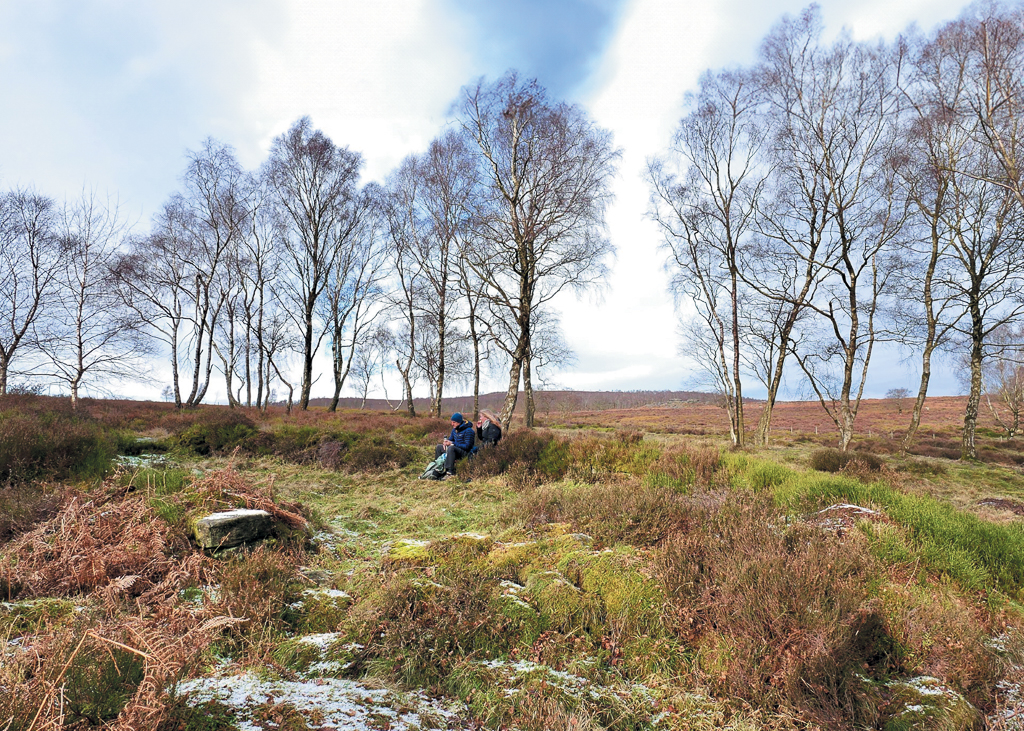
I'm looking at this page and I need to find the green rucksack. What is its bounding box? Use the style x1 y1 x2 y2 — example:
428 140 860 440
418 454 447 480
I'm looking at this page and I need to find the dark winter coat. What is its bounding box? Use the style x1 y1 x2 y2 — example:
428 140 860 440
476 420 502 447
449 420 476 452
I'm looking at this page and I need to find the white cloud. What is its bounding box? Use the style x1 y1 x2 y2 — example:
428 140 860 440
248 0 476 181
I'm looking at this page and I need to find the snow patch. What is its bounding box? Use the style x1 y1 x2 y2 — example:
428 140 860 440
174 673 469 730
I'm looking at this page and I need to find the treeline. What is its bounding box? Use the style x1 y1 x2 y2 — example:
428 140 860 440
0 73 618 426
649 2 1024 458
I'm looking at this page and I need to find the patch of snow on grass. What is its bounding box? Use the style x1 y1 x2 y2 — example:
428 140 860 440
296 632 344 648
174 673 469 730
114 453 172 468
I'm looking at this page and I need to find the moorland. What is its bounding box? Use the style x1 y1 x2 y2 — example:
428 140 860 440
2 392 1024 730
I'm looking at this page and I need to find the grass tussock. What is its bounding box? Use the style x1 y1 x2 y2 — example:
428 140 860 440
507 481 692 547
809 447 884 474
778 475 1024 596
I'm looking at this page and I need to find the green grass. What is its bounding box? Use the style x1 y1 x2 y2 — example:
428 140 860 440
774 472 1024 596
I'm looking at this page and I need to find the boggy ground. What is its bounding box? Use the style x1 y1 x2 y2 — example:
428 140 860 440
2 395 1024 730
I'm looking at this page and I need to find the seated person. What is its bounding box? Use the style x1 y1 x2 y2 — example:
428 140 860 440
435 412 475 477
475 409 503 447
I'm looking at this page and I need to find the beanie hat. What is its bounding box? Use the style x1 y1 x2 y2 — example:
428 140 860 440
451 412 464 423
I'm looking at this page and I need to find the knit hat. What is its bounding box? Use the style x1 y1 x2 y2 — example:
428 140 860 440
451 412 464 423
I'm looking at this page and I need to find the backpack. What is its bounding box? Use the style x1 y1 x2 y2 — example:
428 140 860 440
418 454 447 480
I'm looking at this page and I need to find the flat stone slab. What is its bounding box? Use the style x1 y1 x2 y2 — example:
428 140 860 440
193 509 272 549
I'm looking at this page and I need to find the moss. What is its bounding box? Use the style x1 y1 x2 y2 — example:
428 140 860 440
429 532 494 566
384 538 431 564
523 569 603 636
0 597 77 636
559 548 665 637
292 589 353 633
273 633 360 677
882 676 982 730
489 581 544 647
485 540 542 577
160 699 241 731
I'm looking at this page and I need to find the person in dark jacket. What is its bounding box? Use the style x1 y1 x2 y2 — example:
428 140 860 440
435 412 475 477
475 409 502 447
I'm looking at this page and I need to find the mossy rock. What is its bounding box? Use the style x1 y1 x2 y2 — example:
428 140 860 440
558 548 665 636
273 633 362 677
882 676 983 731
486 541 541 577
524 569 603 635
489 580 544 647
429 533 494 564
383 538 431 564
292 589 353 633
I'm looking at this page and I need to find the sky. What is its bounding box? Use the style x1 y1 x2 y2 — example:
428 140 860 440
0 0 980 402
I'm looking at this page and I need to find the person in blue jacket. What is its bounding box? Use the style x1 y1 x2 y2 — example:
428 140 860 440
435 412 475 477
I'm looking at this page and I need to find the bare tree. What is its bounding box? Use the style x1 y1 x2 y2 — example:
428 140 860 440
757 9 906 450
892 27 972 452
885 387 912 414
648 68 767 447
938 6 1024 458
454 233 491 419
959 4 1024 209
37 191 148 408
322 185 389 412
349 325 391 408
945 165 1024 458
0 189 59 395
457 72 620 427
982 325 1024 437
411 130 479 417
232 172 280 408
380 158 426 416
265 117 364 410
116 141 242 408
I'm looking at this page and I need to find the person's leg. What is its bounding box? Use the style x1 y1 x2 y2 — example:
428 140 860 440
445 446 466 474
435 444 445 459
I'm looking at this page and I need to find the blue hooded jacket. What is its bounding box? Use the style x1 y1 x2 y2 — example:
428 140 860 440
449 419 476 452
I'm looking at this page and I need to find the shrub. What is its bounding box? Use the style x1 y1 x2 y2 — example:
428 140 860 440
809 448 883 473
173 410 257 456
460 430 558 481
338 435 416 472
214 547 302 649
158 699 240 731
646 443 725 491
0 482 67 545
656 492 893 727
64 638 147 726
347 568 514 688
0 401 120 481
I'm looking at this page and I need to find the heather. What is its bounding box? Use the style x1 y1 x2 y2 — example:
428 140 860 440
2 395 1024 729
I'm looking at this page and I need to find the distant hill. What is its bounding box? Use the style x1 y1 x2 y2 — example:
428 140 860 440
305 389 739 414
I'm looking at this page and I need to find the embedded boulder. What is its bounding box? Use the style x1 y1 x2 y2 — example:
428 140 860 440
883 676 983 730
193 509 273 549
